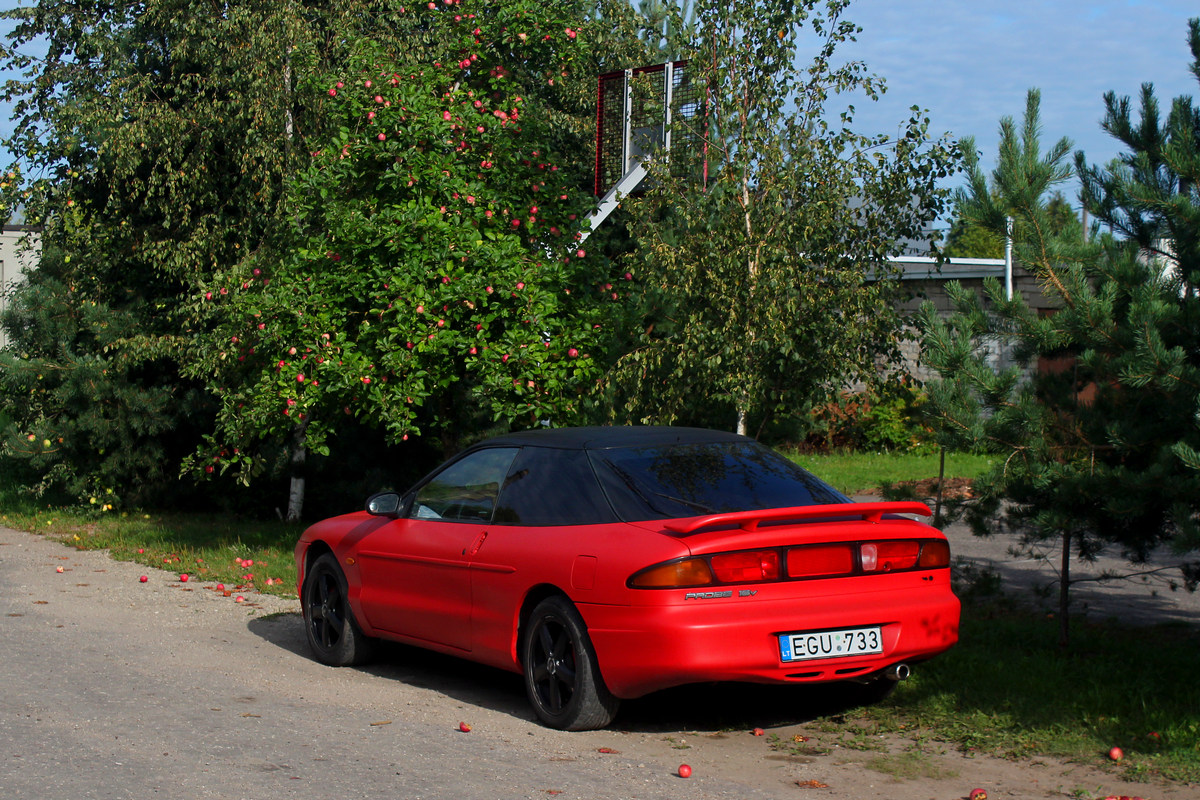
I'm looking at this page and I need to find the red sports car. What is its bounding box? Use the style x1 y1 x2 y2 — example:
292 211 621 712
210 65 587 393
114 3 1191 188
295 426 960 730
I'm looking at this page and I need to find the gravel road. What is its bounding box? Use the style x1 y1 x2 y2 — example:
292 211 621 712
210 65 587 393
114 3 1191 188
1 521 1195 800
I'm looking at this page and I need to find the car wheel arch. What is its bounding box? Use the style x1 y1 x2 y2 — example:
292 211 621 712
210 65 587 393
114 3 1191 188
515 585 573 663
300 550 376 666
302 540 334 576
514 587 616 695
301 541 371 625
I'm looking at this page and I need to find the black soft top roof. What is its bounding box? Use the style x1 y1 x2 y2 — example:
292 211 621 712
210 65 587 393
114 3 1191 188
475 426 748 451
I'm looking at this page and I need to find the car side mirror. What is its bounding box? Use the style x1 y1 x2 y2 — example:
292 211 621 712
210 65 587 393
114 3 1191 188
366 491 403 518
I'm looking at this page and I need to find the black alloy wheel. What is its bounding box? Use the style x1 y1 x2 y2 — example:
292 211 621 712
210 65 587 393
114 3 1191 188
522 596 619 731
301 552 374 667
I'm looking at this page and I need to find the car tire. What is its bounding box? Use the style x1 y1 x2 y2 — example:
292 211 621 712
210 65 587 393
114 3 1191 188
301 552 375 667
522 596 619 731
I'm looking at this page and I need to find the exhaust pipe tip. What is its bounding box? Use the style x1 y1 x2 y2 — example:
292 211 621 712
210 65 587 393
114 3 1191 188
885 663 911 682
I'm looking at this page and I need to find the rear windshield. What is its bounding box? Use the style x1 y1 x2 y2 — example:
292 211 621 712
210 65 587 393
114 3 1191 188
588 441 849 521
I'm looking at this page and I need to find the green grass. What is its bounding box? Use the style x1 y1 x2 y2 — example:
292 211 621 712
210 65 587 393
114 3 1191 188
785 450 997 496
0 494 303 597
849 590 1200 784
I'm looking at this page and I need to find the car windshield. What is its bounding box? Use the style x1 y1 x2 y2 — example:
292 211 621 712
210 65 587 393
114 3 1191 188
588 440 850 521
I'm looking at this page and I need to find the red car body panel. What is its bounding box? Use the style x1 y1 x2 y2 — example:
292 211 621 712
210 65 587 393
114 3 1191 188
295 501 960 699
579 568 958 698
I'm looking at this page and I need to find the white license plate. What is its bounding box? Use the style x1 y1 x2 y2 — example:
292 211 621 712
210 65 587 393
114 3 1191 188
779 626 883 662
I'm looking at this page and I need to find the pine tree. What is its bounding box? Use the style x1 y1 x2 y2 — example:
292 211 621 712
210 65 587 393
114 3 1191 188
920 53 1200 646
942 191 1080 259
0 0 307 507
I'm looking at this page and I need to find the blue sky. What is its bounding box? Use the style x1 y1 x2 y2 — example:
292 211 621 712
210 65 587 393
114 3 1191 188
832 0 1198 204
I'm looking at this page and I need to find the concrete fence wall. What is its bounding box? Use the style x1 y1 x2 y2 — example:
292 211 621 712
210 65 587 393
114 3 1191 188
0 225 42 350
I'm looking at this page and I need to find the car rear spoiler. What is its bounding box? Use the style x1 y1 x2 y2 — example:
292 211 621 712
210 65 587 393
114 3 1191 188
662 501 933 534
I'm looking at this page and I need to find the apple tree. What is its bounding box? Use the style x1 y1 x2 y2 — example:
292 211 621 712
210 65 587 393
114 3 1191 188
0 0 646 514
184 2 620 518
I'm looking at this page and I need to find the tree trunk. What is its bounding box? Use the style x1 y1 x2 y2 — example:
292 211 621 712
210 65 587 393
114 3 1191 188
286 420 308 522
1058 529 1071 649
933 447 946 526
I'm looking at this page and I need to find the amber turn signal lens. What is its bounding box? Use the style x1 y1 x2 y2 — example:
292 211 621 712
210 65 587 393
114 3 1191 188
630 558 715 588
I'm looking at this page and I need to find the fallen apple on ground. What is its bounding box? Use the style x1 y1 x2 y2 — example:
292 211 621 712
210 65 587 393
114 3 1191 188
1108 746 1124 761
969 789 988 800
677 764 692 778
139 575 148 583
459 721 472 733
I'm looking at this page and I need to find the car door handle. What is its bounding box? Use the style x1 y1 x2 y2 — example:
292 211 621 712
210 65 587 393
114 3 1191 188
463 530 488 556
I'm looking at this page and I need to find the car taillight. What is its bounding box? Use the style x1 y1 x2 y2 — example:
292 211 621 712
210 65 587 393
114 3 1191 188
711 550 780 582
786 544 855 578
628 539 950 588
918 539 951 568
861 541 920 572
629 558 715 588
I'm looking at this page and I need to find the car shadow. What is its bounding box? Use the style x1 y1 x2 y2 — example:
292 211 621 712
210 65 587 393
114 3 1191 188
247 616 535 718
247 613 882 731
247 611 308 656
615 681 881 731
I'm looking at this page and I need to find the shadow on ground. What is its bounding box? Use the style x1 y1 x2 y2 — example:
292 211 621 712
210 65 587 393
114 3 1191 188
248 611 885 732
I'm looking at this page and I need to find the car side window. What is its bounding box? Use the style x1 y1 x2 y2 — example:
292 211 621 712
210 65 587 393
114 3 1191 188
410 447 519 523
493 447 617 526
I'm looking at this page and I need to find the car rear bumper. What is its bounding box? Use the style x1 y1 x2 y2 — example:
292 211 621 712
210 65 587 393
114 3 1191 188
578 578 960 698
